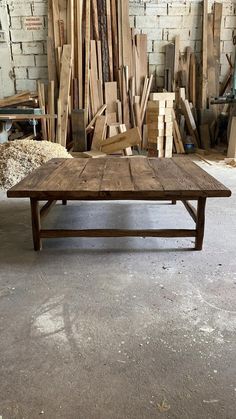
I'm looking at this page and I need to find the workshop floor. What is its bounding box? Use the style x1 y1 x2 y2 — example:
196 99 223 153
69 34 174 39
0 158 235 419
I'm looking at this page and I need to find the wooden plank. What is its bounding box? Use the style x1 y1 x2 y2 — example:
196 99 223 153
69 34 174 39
57 98 62 144
58 44 73 147
129 158 163 191
174 35 180 83
189 53 196 107
72 109 87 152
227 116 236 158
97 0 110 83
48 80 55 142
86 104 107 132
150 92 175 101
135 34 148 95
105 82 118 123
149 158 201 193
101 158 134 191
106 0 113 80
164 43 175 91
180 98 199 146
101 127 141 154
7 159 65 196
207 13 217 100
201 0 208 108
213 2 222 97
91 0 99 41
40 229 196 239
8 158 231 200
173 157 231 197
91 115 107 150
141 74 154 125
110 0 119 81
84 0 91 123
76 0 83 108
38 82 47 141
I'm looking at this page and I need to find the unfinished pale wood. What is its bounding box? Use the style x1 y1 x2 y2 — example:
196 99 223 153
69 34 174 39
101 127 141 154
38 82 48 141
58 44 73 147
150 93 175 101
201 0 208 109
227 116 236 158
84 0 91 123
86 105 107 133
72 109 87 152
91 115 107 151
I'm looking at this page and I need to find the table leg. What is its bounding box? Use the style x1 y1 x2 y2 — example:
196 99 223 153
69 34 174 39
195 198 206 251
30 198 42 251
62 200 67 205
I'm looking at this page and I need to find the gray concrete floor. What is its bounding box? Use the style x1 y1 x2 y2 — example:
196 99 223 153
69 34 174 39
0 159 236 419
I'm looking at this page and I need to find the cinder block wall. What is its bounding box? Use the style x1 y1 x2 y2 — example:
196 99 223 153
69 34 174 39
7 0 48 92
5 0 236 93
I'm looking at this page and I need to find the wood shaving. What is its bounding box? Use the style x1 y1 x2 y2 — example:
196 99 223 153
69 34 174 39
0 140 72 190
157 399 170 412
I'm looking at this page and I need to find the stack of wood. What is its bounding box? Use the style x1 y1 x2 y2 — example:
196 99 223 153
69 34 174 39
147 93 177 158
46 0 153 153
0 92 38 108
160 0 226 153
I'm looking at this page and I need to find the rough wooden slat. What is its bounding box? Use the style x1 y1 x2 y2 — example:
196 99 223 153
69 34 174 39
149 158 200 194
129 158 164 191
7 158 232 199
173 157 231 196
40 229 197 239
101 158 134 191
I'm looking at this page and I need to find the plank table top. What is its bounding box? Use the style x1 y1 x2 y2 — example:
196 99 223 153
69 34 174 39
7 157 231 200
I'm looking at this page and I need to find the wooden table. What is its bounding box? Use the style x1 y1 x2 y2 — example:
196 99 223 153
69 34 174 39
7 157 231 251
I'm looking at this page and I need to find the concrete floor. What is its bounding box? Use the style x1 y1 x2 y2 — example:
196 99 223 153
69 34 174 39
0 159 236 419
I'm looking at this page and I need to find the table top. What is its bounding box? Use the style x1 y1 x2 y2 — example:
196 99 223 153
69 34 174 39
7 157 232 200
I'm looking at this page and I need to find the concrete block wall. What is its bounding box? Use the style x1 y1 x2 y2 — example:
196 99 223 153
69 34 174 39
5 0 236 93
7 0 48 92
129 0 236 88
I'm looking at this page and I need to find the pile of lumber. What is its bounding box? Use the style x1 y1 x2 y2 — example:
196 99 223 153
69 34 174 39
46 0 152 152
0 92 37 108
160 0 232 154
147 93 176 158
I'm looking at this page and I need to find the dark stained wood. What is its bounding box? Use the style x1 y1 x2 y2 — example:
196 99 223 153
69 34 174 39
182 200 197 223
129 158 163 192
8 157 231 251
173 157 231 197
30 199 42 251
195 198 206 250
40 229 196 239
40 200 57 220
149 158 200 194
7 159 65 195
8 157 231 200
72 109 87 152
101 158 134 192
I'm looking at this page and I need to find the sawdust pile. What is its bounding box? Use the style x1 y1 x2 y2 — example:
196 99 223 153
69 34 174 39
0 140 72 190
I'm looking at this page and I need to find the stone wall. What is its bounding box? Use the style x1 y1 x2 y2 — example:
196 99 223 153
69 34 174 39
4 0 236 93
